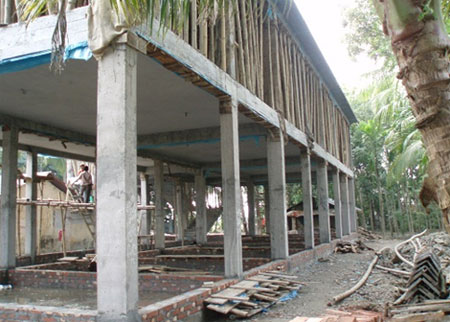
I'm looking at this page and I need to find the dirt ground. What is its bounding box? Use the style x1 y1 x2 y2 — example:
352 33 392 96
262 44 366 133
245 239 400 322
208 238 407 322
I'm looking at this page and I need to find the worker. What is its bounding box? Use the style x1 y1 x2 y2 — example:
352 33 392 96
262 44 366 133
73 165 93 203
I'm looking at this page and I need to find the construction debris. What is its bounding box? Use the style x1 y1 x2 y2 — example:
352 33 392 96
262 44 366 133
205 271 302 319
334 240 374 254
358 227 382 240
289 309 383 321
393 251 447 305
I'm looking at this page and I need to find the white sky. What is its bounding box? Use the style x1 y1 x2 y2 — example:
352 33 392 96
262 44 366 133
294 0 378 91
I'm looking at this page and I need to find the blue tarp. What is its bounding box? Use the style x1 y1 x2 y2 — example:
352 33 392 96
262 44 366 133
0 41 92 75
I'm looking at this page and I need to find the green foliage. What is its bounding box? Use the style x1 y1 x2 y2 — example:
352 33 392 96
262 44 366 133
349 74 435 234
343 0 396 71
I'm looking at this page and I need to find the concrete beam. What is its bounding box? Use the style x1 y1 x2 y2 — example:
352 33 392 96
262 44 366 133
138 123 266 148
220 97 243 278
96 44 139 321
332 170 343 239
154 159 165 250
0 126 18 269
340 175 350 235
317 160 331 244
195 173 207 244
267 133 288 260
127 28 354 178
247 182 256 236
25 151 38 263
301 149 314 249
0 113 95 146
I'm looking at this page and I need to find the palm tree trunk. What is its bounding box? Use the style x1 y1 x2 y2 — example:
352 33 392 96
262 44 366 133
369 199 375 231
375 166 386 235
374 0 450 233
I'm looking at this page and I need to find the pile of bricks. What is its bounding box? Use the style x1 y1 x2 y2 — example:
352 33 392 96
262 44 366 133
290 309 383 322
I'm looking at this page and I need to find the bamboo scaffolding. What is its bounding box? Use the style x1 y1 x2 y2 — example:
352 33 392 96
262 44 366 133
16 199 155 211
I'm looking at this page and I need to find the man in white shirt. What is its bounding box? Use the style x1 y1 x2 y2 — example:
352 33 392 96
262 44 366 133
73 165 93 203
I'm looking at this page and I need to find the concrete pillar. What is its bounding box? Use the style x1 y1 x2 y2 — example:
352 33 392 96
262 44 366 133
340 175 350 235
220 97 243 278
267 133 288 260
332 170 343 239
317 160 331 244
247 182 256 236
195 173 207 244
154 160 165 249
96 44 139 321
264 184 270 235
139 172 149 236
175 182 184 242
25 151 38 263
300 149 314 249
348 177 357 233
0 126 18 269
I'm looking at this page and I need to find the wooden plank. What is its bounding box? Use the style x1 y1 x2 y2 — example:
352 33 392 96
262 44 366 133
248 276 290 285
390 311 445 322
211 294 250 301
263 272 297 279
205 297 228 305
252 293 279 302
207 303 238 315
230 307 249 318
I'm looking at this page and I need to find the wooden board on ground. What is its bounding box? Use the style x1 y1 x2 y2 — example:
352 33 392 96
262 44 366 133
57 257 79 262
207 303 239 315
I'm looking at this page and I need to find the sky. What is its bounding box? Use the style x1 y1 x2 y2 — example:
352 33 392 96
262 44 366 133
294 0 378 90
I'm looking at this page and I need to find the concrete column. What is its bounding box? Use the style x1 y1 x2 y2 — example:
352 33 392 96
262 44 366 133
332 170 343 239
154 159 165 249
175 182 184 242
267 133 288 260
25 151 38 263
220 97 243 278
340 175 350 235
300 149 314 249
317 160 331 244
0 126 18 269
96 44 139 321
348 177 357 233
264 184 270 235
247 182 256 236
139 172 149 236
195 173 207 244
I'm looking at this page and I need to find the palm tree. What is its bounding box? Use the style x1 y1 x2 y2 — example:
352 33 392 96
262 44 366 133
373 0 450 233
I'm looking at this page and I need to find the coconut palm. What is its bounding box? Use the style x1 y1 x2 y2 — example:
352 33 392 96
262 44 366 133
373 0 450 233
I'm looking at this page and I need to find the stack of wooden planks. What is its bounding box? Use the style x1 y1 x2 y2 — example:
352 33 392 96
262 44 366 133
205 271 303 319
388 299 450 321
290 309 383 322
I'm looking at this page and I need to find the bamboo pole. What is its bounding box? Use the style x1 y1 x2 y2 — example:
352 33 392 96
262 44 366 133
37 182 44 255
239 0 252 91
258 2 264 101
59 192 67 257
263 19 274 107
219 5 226 71
191 0 198 50
17 183 21 256
332 256 379 303
234 1 246 86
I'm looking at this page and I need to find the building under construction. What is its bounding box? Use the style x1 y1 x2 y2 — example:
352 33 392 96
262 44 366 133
0 1 358 321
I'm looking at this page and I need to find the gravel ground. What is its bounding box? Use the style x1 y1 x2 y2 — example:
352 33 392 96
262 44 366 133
208 238 405 322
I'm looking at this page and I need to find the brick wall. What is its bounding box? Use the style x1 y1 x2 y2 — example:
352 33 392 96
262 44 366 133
8 268 222 293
